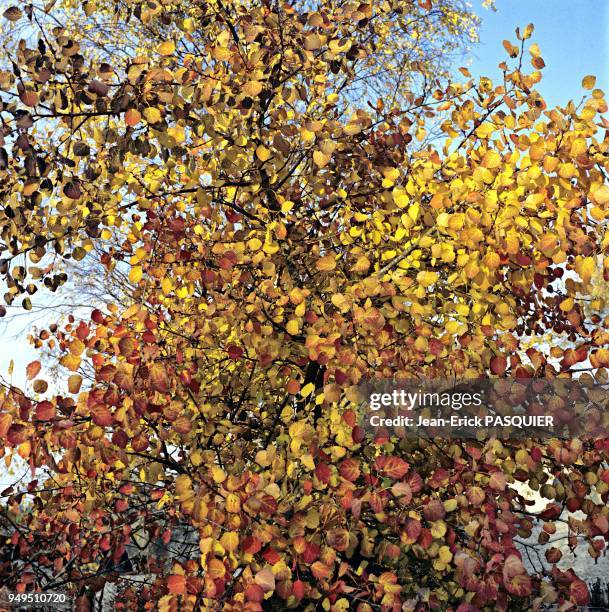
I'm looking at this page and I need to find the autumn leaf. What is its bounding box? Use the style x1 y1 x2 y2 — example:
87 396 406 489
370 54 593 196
582 75 596 90
254 567 275 592
167 574 186 595
125 109 142 126
35 401 55 421
26 361 41 380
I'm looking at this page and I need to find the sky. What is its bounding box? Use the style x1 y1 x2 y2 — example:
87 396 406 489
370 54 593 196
468 0 609 107
0 0 608 389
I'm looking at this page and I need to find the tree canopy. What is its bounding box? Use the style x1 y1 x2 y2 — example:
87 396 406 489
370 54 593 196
1 1 609 610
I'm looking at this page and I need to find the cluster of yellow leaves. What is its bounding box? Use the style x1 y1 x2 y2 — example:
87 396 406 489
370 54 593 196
0 0 608 609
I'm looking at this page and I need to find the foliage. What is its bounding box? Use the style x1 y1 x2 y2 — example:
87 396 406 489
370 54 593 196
0 1 608 610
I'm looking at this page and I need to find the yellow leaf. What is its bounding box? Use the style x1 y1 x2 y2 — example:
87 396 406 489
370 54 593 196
220 531 239 552
436 212 450 228
430 520 447 538
175 474 193 500
577 256 595 283
393 188 409 208
481 150 501 169
212 45 231 61
129 265 143 283
158 40 175 56
68 374 83 394
243 81 263 97
143 107 161 123
417 271 438 288
592 184 609 205
438 545 452 564
247 237 262 250
484 252 501 270
286 319 300 335
383 167 400 181
60 353 81 372
301 382 315 397
313 150 330 167
301 454 315 470
162 277 173 294
211 466 227 483
475 122 495 139
559 297 574 312
256 145 271 161
316 254 336 271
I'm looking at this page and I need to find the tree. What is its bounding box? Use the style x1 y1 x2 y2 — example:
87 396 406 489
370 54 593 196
0 1 608 610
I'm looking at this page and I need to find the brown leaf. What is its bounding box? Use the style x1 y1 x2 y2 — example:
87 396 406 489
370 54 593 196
3 7 22 21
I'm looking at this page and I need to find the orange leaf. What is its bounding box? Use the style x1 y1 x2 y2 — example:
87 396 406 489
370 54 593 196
125 108 142 126
167 574 186 595
208 558 226 580
150 363 170 392
68 374 83 394
26 360 41 380
0 413 13 439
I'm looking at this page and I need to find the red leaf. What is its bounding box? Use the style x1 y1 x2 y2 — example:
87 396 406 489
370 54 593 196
326 528 349 552
503 554 532 597
91 405 113 427
227 344 244 360
7 424 28 445
339 458 360 482
315 462 331 483
262 547 281 565
293 579 305 600
36 401 55 421
245 583 264 602
131 434 149 452
418 528 432 549
118 336 136 356
490 355 507 375
593 514 609 534
375 455 409 479
302 541 320 564
404 518 421 542
423 498 445 521
311 561 331 579
242 536 262 555
91 309 105 324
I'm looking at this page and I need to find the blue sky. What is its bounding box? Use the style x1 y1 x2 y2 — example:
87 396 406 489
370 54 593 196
468 0 608 106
